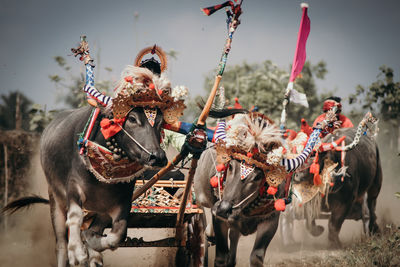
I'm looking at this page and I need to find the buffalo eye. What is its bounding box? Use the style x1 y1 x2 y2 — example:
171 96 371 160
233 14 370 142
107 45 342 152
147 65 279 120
128 116 137 124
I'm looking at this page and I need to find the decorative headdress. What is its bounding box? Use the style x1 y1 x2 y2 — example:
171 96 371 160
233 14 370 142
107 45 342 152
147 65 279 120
215 113 287 187
112 45 187 126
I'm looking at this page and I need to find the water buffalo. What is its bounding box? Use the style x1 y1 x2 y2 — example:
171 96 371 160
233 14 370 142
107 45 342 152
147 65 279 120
4 105 167 267
194 147 284 267
292 127 382 248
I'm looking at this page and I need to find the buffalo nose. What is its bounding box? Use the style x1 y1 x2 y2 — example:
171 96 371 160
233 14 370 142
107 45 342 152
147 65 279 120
148 150 167 167
216 200 232 219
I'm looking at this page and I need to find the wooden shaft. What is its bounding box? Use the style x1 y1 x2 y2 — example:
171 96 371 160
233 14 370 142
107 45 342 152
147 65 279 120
197 75 222 125
175 158 198 238
135 180 187 188
131 153 183 202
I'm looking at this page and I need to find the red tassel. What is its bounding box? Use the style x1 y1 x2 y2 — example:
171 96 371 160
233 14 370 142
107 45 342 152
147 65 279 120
309 152 322 186
267 186 278 195
210 176 219 188
274 199 286 211
216 164 226 172
313 173 322 186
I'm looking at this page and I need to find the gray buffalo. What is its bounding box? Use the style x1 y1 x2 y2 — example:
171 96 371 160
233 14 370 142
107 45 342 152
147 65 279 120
292 127 382 247
4 105 167 267
195 147 284 267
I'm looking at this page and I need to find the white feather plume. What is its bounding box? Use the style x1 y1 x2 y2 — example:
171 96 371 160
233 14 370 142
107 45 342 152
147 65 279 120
301 3 309 9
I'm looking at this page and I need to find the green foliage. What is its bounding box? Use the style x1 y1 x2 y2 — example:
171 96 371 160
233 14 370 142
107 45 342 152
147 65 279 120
349 65 400 157
0 91 32 131
29 104 57 132
200 60 330 129
50 56 114 108
349 66 400 120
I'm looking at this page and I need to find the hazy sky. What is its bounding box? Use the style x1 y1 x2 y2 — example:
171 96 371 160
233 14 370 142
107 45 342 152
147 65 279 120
1 0 399 112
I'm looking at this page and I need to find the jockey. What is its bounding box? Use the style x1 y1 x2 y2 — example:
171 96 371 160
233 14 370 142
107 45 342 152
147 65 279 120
79 44 218 142
313 96 353 137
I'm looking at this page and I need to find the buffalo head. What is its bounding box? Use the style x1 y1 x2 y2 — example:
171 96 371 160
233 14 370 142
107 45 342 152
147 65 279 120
212 159 266 224
113 107 167 167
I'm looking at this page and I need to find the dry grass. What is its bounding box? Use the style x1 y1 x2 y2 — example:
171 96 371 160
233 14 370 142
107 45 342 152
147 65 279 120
274 223 400 267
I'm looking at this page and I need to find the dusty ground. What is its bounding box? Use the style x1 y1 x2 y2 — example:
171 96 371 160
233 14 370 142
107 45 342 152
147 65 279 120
1 151 399 267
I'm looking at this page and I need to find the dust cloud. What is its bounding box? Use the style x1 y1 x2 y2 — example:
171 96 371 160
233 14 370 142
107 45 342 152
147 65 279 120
0 140 399 266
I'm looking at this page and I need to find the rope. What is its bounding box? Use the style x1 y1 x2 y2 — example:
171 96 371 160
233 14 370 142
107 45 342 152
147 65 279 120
116 123 152 156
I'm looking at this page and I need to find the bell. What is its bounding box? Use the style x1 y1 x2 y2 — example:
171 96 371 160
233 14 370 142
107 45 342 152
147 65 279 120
113 154 121 161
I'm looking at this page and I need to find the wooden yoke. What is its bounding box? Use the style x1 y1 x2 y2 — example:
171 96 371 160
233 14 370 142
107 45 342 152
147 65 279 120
197 75 222 125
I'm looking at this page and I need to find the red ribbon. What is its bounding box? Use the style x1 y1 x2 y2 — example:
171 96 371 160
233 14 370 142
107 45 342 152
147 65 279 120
100 117 126 139
309 151 322 186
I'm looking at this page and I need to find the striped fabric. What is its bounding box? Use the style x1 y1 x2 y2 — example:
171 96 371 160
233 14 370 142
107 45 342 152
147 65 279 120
83 64 112 107
280 128 321 172
214 120 227 142
212 121 322 172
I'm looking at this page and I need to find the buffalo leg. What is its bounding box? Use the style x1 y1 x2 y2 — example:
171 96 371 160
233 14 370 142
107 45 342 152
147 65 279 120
49 191 68 267
367 162 382 234
249 213 280 267
361 194 370 235
328 200 352 248
227 229 240 267
66 200 88 265
84 206 130 252
85 214 111 267
305 218 324 237
213 216 229 267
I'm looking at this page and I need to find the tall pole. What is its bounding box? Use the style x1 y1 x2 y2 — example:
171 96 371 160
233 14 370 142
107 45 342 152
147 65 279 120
3 144 8 231
15 92 22 130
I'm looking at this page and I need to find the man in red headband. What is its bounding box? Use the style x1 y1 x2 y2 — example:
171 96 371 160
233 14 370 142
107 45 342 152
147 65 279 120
312 96 353 137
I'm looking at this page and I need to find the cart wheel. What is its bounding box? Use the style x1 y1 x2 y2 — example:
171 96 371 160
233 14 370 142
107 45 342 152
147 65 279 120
175 213 208 267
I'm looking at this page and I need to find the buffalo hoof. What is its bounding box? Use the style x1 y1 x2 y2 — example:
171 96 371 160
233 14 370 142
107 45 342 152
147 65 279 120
369 223 380 235
83 229 104 252
328 238 342 249
309 225 324 237
68 241 88 266
88 246 103 267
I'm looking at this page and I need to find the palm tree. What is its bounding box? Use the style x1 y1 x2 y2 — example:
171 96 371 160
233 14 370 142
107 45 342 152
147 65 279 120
0 91 32 131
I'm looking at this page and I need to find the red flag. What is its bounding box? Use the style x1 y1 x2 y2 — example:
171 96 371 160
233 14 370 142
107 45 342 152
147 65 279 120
289 3 311 82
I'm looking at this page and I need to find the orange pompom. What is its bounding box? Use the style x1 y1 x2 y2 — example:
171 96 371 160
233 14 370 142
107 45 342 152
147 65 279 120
330 182 334 187
246 152 253 158
210 176 219 188
124 76 133 83
216 164 226 172
267 186 278 195
158 89 163 95
274 199 286 211
149 83 155 89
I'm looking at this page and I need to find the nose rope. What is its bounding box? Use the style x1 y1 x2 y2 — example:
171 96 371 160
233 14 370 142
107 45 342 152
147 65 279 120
116 123 152 156
232 190 257 209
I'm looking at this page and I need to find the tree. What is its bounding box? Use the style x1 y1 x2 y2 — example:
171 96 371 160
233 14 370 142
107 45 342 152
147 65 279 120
200 60 330 129
0 91 32 131
49 56 114 108
349 65 400 153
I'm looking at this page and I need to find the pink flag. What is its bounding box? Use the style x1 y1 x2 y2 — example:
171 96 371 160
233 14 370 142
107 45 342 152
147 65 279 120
289 3 310 82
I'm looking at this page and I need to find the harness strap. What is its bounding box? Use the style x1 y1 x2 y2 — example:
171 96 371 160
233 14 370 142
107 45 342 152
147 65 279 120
116 123 152 156
78 108 100 155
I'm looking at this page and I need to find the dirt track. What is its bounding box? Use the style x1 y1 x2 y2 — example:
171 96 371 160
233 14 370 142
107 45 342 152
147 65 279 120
1 152 399 267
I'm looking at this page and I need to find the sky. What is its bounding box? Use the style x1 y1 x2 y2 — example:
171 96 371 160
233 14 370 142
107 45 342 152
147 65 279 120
1 0 399 112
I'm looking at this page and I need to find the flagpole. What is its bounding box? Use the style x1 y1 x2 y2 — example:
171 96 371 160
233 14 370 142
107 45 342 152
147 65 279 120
280 3 310 130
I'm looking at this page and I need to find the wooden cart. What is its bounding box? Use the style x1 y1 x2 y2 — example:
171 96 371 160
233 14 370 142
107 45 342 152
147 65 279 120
119 178 209 267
